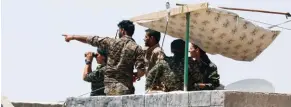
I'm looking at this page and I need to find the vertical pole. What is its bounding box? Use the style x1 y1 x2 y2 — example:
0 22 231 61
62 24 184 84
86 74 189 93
184 12 190 91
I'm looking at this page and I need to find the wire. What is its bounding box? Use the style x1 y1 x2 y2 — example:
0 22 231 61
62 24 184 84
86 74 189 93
57 87 105 107
77 87 105 97
216 5 291 30
244 18 291 30
268 20 291 29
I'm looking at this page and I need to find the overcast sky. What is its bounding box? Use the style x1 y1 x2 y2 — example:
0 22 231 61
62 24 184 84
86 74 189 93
2 0 291 102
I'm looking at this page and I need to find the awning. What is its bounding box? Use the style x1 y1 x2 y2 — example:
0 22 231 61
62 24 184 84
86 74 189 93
130 2 281 61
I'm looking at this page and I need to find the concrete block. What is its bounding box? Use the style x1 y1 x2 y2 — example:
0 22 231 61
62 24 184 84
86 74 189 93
210 90 226 106
65 96 123 107
166 91 188 107
11 101 63 107
267 93 291 107
224 91 270 107
11 102 63 107
94 96 122 107
244 92 269 107
122 94 144 107
12 103 63 107
223 91 291 107
189 91 211 106
65 97 95 107
145 93 167 107
224 91 248 107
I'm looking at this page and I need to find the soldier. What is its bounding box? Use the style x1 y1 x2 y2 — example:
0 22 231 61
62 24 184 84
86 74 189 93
189 43 220 90
83 48 107 96
63 20 145 95
146 39 203 92
143 29 165 92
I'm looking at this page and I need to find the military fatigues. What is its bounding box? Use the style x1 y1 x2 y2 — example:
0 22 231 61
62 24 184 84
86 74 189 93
146 56 203 92
86 36 145 95
83 64 106 96
195 61 220 90
144 44 164 91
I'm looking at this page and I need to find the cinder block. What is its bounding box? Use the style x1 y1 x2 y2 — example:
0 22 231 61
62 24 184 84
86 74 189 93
94 96 122 107
210 90 226 106
122 94 144 107
167 91 188 107
188 90 211 106
145 93 167 107
65 97 94 107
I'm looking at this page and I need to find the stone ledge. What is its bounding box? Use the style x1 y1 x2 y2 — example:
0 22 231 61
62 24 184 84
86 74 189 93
64 90 291 107
11 101 63 107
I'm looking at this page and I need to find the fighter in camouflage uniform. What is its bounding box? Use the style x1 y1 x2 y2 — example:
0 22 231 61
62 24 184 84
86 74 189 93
143 29 165 92
63 20 145 95
189 43 220 90
146 39 203 92
83 48 107 96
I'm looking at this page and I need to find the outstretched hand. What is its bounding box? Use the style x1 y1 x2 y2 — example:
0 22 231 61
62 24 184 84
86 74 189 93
62 34 74 42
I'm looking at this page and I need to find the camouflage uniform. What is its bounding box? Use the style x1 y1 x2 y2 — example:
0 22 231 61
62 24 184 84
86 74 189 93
195 61 220 90
86 35 145 95
83 64 106 96
144 44 164 90
146 56 203 92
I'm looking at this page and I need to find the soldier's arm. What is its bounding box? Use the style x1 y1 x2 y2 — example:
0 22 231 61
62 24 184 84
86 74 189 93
83 64 93 82
200 63 220 90
134 46 146 78
63 34 114 49
145 61 165 90
86 36 115 49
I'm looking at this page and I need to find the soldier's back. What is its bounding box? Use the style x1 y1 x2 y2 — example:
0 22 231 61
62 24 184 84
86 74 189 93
163 57 184 91
104 36 144 95
162 57 203 91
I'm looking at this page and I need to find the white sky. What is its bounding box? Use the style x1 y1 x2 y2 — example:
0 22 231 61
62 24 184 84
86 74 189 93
1 0 291 102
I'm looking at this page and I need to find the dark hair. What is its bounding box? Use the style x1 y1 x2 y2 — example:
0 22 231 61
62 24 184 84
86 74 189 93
145 29 161 43
171 39 185 55
117 20 135 36
97 48 108 63
192 43 211 65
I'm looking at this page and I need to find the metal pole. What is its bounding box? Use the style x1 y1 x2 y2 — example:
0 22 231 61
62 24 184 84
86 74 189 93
184 12 190 91
219 7 291 17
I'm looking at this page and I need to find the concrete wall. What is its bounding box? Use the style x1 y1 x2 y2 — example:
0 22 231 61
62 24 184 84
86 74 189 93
65 90 291 107
5 91 291 107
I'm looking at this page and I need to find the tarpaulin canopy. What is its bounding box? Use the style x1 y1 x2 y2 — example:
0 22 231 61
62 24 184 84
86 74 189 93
130 2 281 61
